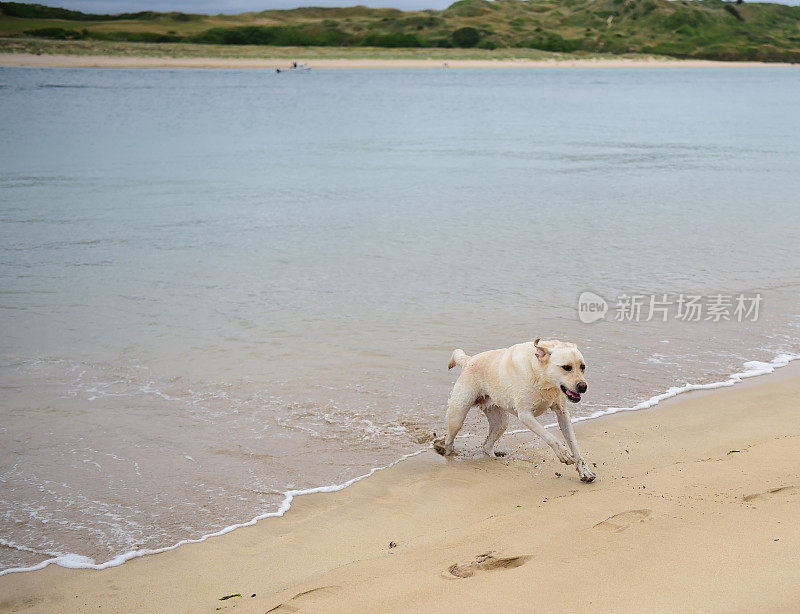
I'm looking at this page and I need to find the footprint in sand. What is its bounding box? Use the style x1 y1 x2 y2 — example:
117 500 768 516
0 595 43 611
266 586 340 613
443 552 531 579
593 509 652 532
742 485 796 502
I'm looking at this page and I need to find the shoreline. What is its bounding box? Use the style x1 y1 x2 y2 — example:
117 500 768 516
0 351 797 596
1 52 798 69
2 352 799 611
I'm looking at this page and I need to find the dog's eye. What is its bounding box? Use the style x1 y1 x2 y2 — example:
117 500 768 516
580 364 586 371
561 365 572 372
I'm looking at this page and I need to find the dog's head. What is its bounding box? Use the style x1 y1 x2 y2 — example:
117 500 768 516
533 338 587 403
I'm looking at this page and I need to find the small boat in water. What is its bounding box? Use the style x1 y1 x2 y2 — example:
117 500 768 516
276 62 311 74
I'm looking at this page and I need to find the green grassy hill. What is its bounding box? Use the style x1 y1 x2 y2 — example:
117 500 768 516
2 0 800 62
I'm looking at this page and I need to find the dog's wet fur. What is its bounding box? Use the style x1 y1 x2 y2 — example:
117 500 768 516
434 338 596 483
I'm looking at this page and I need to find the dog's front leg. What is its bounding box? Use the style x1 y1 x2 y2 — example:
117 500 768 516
517 409 574 465
554 408 596 483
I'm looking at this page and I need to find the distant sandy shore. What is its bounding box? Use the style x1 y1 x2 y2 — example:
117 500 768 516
1 52 797 69
1 361 799 613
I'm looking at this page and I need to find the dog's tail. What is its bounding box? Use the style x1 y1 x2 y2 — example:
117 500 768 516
448 349 470 370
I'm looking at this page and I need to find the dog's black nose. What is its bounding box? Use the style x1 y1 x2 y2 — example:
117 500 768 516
576 382 587 393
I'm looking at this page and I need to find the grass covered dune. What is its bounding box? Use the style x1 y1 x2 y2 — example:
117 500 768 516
2 0 800 63
1 364 799 613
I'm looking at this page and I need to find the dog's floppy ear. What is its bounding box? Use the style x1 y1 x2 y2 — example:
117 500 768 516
534 338 550 362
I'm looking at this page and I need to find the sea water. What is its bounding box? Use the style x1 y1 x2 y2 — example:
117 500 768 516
1 66 799 573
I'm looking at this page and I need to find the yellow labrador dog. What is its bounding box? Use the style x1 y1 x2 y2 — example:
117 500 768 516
434 338 596 482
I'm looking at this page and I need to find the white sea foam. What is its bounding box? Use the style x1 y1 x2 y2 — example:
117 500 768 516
0 449 428 577
2 351 798 578
570 352 800 425
505 352 800 434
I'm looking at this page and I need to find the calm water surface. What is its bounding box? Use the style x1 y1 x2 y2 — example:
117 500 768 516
1 66 799 571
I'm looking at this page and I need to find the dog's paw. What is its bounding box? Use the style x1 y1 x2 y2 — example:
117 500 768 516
433 438 452 456
577 460 596 482
553 442 575 465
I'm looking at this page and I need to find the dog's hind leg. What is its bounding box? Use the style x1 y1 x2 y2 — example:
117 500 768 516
482 405 508 457
435 381 475 456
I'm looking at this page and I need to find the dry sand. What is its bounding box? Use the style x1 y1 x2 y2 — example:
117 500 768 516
1 52 797 69
1 363 799 613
